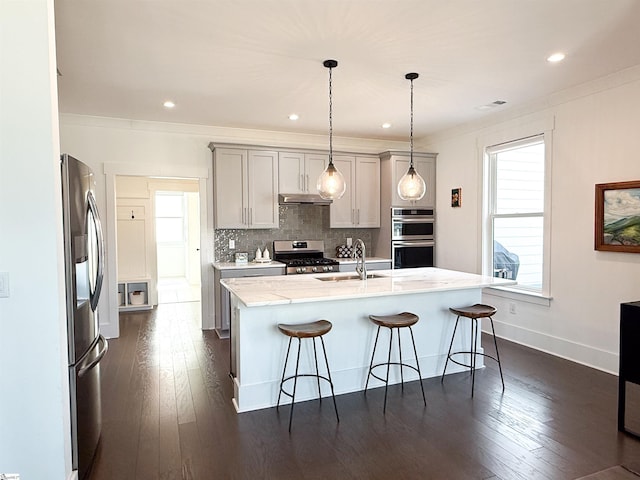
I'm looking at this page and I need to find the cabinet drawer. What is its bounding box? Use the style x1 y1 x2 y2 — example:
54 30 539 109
220 266 285 279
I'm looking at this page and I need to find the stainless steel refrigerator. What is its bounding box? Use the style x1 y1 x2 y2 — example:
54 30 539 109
61 154 108 480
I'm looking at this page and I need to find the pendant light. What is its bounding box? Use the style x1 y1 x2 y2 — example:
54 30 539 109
397 72 426 202
317 59 346 200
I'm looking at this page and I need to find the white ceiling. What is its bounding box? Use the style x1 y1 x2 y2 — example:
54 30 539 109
54 0 640 141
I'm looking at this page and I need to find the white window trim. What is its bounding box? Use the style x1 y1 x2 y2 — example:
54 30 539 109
478 115 554 300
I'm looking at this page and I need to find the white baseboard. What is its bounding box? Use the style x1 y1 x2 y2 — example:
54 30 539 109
487 319 618 376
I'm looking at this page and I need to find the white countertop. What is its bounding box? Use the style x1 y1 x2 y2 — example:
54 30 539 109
221 267 516 307
213 261 285 270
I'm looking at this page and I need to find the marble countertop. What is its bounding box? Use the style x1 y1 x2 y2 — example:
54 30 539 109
213 261 285 270
221 267 516 307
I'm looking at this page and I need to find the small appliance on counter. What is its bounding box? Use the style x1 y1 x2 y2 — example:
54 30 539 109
235 252 248 264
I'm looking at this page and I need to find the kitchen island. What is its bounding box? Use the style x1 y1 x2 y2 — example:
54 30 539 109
221 267 515 413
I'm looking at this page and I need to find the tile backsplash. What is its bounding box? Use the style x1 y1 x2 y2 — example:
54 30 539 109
215 204 377 262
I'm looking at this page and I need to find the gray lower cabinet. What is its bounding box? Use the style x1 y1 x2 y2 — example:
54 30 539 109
339 260 392 273
213 265 285 337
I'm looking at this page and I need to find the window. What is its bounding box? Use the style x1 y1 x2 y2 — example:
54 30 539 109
484 134 550 296
155 192 186 243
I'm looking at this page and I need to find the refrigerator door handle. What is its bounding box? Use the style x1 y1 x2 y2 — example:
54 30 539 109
78 335 108 378
87 191 105 312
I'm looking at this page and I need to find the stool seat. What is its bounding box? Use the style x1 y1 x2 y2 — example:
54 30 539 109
278 320 332 338
369 312 419 328
449 304 497 319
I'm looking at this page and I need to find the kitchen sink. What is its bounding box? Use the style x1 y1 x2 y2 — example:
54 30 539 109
316 273 386 282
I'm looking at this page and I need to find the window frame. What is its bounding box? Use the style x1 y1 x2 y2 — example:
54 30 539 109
482 132 553 300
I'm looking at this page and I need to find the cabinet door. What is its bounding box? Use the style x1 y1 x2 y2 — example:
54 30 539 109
392 156 435 207
214 148 247 228
248 150 279 229
116 201 150 279
329 155 355 228
278 152 304 193
355 156 380 227
304 153 328 194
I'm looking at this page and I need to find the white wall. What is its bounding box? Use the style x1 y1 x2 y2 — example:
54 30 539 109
0 1 73 478
427 65 640 373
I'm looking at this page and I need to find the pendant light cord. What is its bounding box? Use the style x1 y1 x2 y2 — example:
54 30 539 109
410 76 414 168
328 64 333 165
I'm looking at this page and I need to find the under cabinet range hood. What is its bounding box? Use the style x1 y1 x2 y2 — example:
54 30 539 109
278 193 332 205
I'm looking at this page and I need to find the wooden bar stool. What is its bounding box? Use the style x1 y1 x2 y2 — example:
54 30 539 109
441 304 505 396
364 312 426 413
276 320 339 432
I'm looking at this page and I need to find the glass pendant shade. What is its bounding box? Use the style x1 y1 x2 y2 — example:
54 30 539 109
317 59 346 200
397 164 426 201
317 162 346 200
397 72 427 202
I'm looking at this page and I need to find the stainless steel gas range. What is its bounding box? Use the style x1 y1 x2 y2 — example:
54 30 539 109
273 240 340 275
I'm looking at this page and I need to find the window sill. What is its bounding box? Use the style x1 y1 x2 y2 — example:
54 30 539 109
483 285 552 307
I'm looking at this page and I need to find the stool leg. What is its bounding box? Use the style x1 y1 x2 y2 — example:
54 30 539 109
320 335 339 424
365 325 382 393
288 338 302 433
398 327 404 391
408 326 426 406
471 318 479 397
489 316 505 391
383 327 394 414
469 317 475 376
277 337 293 410
441 316 461 382
312 337 322 402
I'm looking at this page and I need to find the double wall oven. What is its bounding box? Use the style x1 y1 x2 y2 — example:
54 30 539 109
391 207 435 269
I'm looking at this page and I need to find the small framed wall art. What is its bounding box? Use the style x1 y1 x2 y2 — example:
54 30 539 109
451 187 462 208
595 180 640 253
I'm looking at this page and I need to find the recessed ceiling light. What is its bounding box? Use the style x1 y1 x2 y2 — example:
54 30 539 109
547 52 566 63
382 122 392 129
288 113 299 121
163 100 175 108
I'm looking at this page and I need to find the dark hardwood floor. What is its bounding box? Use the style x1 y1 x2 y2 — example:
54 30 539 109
89 302 640 480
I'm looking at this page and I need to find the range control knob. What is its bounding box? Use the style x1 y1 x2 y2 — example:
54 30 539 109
326 266 334 272
312 266 319 273
296 267 305 274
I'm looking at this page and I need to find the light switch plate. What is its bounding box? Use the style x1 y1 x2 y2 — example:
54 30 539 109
0 272 9 298
229 239 235 249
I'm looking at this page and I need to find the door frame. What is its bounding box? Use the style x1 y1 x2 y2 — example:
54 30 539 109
102 162 213 339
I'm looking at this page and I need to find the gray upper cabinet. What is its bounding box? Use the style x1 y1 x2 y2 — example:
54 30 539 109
278 152 328 194
212 146 279 229
380 151 437 208
329 155 380 228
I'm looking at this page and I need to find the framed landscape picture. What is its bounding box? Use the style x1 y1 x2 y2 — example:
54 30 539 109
595 180 640 253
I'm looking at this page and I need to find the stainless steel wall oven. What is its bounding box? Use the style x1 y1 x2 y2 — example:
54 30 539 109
391 208 435 269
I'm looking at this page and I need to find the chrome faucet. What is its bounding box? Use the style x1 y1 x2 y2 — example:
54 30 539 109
353 238 367 280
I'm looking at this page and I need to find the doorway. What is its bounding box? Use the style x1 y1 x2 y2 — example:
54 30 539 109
155 190 202 304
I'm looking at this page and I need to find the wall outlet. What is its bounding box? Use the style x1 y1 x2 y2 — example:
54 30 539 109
346 237 352 247
509 302 516 314
229 239 235 249
0 272 9 298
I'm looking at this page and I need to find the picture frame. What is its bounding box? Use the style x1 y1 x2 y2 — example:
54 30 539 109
595 180 640 253
451 187 462 208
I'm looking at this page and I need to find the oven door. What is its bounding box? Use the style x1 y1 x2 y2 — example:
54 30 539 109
391 216 434 240
392 240 435 269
